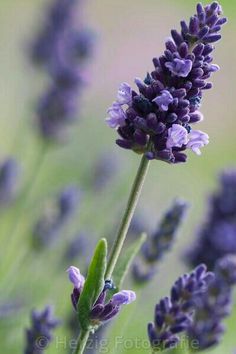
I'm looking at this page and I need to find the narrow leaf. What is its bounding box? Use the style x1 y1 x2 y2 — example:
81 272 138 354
78 238 107 331
112 233 147 291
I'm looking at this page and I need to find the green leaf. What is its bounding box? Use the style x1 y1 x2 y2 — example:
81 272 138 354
112 233 147 291
78 238 107 331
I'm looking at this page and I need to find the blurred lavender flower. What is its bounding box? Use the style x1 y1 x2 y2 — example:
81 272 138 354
106 2 226 163
33 185 81 248
91 153 119 191
24 306 60 354
65 232 90 261
31 0 94 69
0 158 20 206
188 255 236 351
148 264 214 351
188 168 236 270
133 199 188 282
67 266 136 324
128 212 148 239
0 299 23 319
31 0 94 140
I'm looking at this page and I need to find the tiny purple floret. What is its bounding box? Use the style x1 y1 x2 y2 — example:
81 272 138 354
153 90 174 111
67 266 85 289
187 130 209 155
117 82 132 105
112 290 136 305
166 124 188 149
165 58 193 77
106 102 126 129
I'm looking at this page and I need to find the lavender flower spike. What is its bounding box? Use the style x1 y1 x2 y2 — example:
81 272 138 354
148 264 214 351
188 255 236 351
31 0 94 140
33 185 81 249
107 2 226 163
24 306 60 354
188 168 236 270
133 199 188 283
0 158 20 206
67 268 136 326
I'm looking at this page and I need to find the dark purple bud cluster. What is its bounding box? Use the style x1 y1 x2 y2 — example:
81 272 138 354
33 185 81 249
0 158 20 206
188 169 236 270
133 200 188 282
24 306 60 354
67 267 136 326
148 264 214 351
31 0 94 140
107 2 226 163
188 255 236 351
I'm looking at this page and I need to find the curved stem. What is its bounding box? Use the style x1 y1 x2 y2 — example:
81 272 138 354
105 153 150 280
73 330 90 354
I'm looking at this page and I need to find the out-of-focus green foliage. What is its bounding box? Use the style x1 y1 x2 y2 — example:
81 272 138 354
0 1 235 354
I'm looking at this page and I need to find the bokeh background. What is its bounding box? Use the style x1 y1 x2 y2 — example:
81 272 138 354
0 0 235 353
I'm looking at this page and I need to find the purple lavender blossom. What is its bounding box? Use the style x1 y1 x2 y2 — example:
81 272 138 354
133 200 188 282
67 266 85 289
165 58 193 77
24 306 60 354
187 130 209 155
106 2 226 163
112 290 136 305
33 185 81 249
0 158 20 206
148 264 214 351
31 0 94 140
188 168 236 270
153 90 174 111
188 255 236 350
91 152 119 191
166 124 189 149
65 232 90 261
36 87 77 140
67 267 136 323
117 83 132 105
128 212 149 239
106 103 126 129
0 299 23 319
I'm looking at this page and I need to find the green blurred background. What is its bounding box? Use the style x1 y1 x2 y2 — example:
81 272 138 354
0 0 235 353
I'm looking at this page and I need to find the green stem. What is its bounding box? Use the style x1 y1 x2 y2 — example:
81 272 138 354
74 149 151 354
73 330 90 354
105 152 150 280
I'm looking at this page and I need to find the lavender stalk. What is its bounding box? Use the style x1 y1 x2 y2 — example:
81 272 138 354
73 2 226 353
105 150 150 279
